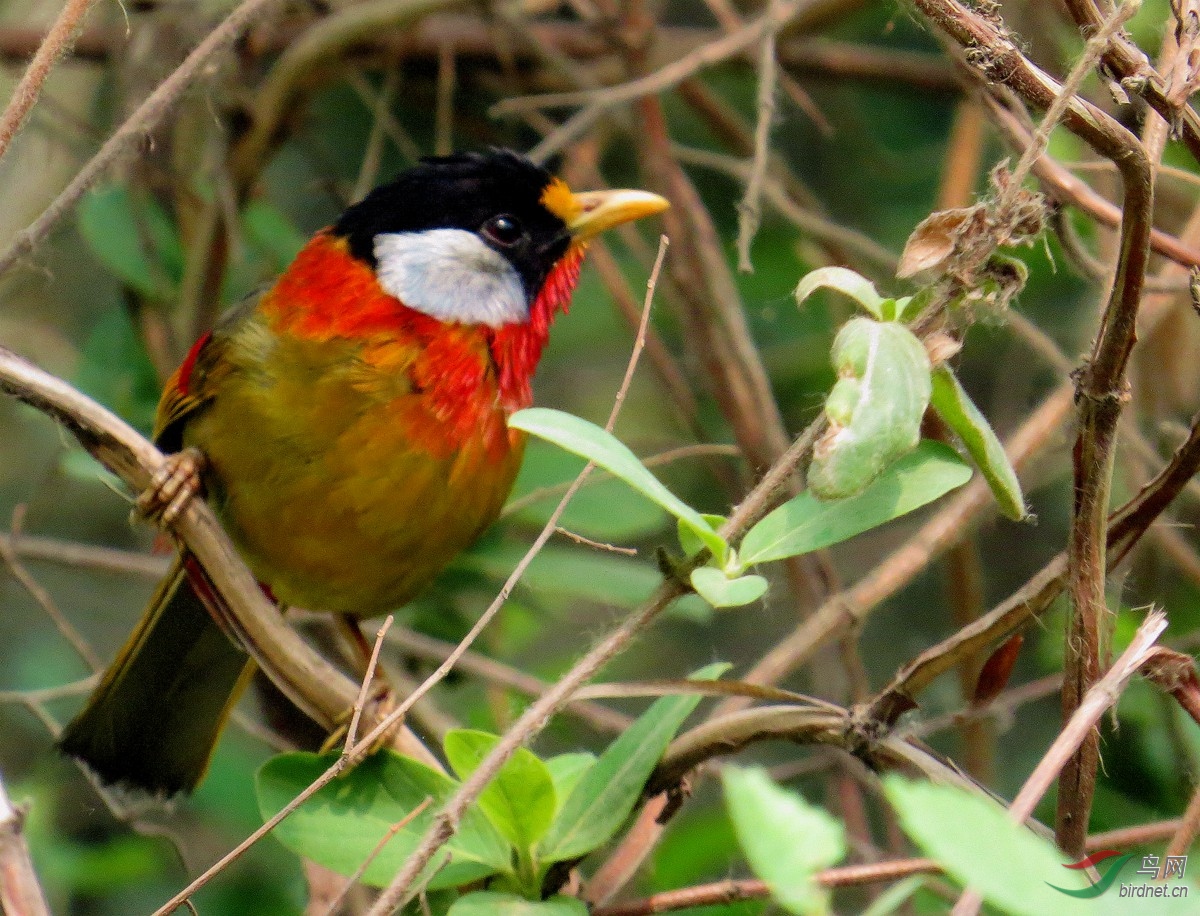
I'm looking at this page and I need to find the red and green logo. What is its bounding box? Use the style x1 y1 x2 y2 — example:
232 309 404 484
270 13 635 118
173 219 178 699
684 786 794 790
1047 850 1135 898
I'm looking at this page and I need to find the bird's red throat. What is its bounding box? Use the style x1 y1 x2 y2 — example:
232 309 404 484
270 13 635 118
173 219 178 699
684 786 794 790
262 232 584 424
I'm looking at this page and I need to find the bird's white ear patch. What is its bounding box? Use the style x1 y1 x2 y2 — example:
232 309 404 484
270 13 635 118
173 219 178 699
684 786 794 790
374 229 527 326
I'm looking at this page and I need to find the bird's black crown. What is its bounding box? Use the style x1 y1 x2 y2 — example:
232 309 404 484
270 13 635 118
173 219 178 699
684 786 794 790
334 149 572 303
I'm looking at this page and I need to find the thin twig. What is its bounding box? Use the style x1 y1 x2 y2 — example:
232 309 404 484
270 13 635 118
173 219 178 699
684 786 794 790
433 42 455 156
351 69 400 203
0 0 98 162
228 0 455 190
592 858 941 915
1 506 102 672
0 529 168 579
344 616 394 752
0 771 50 916
554 527 638 555
1003 0 1140 198
734 0 782 272
519 0 811 162
383 625 633 732
322 798 432 916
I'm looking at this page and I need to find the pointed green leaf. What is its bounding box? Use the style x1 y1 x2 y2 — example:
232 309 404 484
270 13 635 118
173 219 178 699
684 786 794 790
544 753 596 810
444 730 556 852
795 267 886 319
724 767 846 915
255 751 510 889
740 441 970 565
448 893 589 915
509 409 726 560
539 662 729 863
808 318 932 499
930 366 1026 521
690 568 768 608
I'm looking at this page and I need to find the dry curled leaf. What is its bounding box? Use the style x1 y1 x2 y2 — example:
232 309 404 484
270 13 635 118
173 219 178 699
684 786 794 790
898 164 1046 292
897 207 984 278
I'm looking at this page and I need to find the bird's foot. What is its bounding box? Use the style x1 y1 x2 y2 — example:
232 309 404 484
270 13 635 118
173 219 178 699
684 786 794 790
136 448 205 525
322 683 402 755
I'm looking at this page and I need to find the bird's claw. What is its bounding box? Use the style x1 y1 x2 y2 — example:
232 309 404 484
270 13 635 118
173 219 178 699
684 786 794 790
137 448 205 525
322 683 401 755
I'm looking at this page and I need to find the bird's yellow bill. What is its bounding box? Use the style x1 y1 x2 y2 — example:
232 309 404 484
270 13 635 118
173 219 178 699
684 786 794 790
542 180 669 240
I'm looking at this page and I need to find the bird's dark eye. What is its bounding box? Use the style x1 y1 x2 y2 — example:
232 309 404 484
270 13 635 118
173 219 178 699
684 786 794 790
482 214 524 247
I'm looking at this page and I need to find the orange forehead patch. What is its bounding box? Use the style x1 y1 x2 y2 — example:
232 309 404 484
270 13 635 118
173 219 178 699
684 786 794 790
540 178 582 225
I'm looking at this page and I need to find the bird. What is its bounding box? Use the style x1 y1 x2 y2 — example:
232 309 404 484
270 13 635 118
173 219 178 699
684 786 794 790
59 149 669 795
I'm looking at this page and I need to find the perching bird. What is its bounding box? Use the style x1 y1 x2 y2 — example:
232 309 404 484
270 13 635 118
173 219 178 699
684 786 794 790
59 150 669 795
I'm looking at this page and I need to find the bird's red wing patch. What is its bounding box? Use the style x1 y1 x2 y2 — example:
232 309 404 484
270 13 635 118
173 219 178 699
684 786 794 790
177 331 213 396
154 331 214 448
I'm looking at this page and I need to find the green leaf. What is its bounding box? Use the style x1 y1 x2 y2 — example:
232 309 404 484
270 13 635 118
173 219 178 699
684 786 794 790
539 662 729 862
723 767 846 915
677 514 727 558
509 409 726 560
444 730 557 852
77 184 183 298
448 893 589 915
690 568 768 608
740 441 971 565
930 366 1026 521
544 753 596 810
255 751 510 889
882 776 1185 916
795 266 886 320
808 318 932 499
241 199 307 271
72 308 161 434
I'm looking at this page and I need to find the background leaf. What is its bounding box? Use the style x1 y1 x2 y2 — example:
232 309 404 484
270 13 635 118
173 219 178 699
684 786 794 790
77 184 183 299
724 767 846 915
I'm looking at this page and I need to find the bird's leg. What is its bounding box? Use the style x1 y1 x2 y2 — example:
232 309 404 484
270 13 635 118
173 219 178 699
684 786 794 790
137 447 206 524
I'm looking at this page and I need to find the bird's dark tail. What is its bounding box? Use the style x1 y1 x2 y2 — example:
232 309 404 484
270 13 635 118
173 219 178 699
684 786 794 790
59 555 255 796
